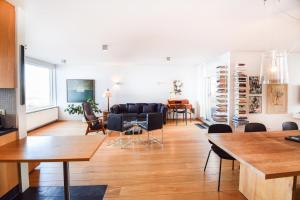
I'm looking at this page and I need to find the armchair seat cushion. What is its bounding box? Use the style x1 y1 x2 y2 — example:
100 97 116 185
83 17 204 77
90 122 102 130
137 113 147 121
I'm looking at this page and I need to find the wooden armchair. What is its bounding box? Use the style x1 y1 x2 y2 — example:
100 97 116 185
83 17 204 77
82 102 106 135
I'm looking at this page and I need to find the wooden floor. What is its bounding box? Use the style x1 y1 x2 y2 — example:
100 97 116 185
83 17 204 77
29 120 246 200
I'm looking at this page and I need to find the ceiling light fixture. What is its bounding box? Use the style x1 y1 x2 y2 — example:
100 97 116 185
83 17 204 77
260 50 289 84
61 59 67 64
102 44 108 51
166 57 171 62
263 0 281 5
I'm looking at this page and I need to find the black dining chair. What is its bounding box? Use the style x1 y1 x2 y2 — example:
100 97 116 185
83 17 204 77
204 124 235 191
282 121 299 131
173 107 187 125
244 123 267 132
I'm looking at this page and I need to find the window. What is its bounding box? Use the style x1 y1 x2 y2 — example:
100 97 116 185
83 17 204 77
25 60 56 112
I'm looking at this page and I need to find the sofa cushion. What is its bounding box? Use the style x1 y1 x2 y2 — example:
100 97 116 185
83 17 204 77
128 104 139 113
119 104 127 113
136 103 146 113
148 103 158 112
142 104 155 113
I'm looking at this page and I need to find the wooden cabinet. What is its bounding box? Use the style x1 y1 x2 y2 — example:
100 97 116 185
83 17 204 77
0 131 18 197
0 0 16 88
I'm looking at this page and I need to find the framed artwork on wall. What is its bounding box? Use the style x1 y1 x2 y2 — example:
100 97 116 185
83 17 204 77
249 96 262 114
249 76 262 94
67 79 95 103
266 84 288 114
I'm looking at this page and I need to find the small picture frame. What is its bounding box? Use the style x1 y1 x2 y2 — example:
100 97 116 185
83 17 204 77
249 96 262 114
249 76 262 95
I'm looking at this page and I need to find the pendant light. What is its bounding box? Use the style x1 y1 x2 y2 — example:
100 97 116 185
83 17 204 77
260 50 289 84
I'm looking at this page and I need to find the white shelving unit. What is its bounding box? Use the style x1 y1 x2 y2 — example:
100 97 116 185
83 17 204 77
233 63 249 128
213 66 229 124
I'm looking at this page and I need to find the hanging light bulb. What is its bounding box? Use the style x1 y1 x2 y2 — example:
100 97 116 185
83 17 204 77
260 50 289 84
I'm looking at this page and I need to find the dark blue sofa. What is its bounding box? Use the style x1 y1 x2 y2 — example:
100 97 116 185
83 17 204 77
110 103 168 124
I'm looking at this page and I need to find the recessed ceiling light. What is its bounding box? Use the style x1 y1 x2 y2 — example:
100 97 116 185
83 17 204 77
61 59 67 64
102 44 109 51
166 57 171 62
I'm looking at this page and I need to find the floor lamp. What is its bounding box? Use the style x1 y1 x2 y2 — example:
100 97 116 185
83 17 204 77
103 89 112 112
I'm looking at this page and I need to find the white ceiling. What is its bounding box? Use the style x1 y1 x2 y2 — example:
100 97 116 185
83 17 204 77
24 0 300 65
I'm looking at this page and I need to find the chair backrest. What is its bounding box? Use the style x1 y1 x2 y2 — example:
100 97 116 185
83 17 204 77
208 124 232 134
107 113 123 131
282 121 299 131
147 113 163 131
245 123 267 133
82 102 97 122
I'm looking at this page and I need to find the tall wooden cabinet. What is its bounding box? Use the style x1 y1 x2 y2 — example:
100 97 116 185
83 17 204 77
0 0 16 88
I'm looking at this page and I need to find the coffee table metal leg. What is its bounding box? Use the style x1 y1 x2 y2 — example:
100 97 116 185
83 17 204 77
63 162 71 200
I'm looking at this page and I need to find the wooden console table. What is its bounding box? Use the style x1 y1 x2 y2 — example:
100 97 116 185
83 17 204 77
0 136 106 200
208 131 300 200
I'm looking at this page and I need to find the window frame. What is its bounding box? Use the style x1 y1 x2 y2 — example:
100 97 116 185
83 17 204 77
25 57 57 113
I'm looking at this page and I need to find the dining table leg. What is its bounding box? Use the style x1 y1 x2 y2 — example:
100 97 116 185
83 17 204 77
63 162 71 200
17 162 23 196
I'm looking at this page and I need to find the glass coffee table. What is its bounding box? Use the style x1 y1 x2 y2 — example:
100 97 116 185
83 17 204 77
123 120 148 145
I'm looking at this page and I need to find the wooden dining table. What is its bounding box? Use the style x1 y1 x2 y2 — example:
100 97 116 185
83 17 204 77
0 135 106 200
208 131 300 200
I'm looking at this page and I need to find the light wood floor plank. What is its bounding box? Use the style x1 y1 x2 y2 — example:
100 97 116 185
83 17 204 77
29 120 246 200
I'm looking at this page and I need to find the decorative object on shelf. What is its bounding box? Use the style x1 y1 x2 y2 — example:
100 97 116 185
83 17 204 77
173 80 183 96
64 98 101 115
67 79 95 103
233 63 249 127
249 76 262 94
260 50 289 84
267 84 288 114
102 88 112 112
249 96 262 114
213 66 229 123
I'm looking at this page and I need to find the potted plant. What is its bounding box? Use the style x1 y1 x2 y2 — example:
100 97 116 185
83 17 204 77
64 98 102 122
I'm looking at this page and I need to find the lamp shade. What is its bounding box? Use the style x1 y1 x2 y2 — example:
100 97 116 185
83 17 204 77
260 50 289 84
102 89 112 98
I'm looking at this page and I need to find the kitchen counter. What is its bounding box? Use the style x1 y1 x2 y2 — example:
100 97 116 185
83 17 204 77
0 128 18 136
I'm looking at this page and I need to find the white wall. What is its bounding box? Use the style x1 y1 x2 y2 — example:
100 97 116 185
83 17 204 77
207 51 300 131
230 52 300 131
197 53 230 120
56 64 198 120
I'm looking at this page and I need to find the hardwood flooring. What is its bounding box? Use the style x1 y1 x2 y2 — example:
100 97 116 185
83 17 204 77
28 120 246 200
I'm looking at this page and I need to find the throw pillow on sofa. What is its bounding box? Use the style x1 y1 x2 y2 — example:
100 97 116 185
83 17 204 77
142 105 155 113
128 104 139 113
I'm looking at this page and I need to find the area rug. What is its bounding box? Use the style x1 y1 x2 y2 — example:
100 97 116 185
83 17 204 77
19 185 107 200
195 123 208 129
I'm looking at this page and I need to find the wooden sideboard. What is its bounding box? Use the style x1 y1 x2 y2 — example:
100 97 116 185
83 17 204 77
0 131 18 197
0 0 16 88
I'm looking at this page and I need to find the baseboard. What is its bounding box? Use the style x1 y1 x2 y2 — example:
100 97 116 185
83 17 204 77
0 185 20 200
27 120 58 133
